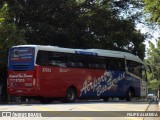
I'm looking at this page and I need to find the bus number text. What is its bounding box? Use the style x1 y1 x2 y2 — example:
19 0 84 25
42 68 52 72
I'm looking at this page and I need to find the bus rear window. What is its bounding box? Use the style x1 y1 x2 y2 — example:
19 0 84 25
8 47 35 70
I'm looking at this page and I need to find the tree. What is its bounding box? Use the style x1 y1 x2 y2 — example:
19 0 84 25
144 0 160 23
146 40 160 92
5 0 146 59
0 3 26 64
0 3 26 102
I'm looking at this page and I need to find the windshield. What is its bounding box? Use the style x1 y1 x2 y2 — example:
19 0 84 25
8 47 35 70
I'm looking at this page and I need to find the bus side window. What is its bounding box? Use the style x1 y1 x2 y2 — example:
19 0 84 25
88 56 106 69
36 50 49 66
48 52 66 67
106 57 125 71
117 59 125 71
66 54 76 67
66 54 87 68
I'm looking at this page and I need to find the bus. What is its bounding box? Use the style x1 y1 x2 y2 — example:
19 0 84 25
7 45 149 103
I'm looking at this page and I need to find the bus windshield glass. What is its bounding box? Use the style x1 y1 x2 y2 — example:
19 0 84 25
8 47 35 70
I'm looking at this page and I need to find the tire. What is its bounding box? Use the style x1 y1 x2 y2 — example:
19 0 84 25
126 89 132 101
65 88 77 103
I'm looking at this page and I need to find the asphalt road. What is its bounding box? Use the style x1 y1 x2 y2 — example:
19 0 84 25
0 100 159 120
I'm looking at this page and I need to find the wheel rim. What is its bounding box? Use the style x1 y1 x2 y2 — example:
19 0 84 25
126 90 132 101
129 91 132 97
67 91 74 101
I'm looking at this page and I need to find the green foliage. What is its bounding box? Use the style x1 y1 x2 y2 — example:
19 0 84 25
0 3 26 64
5 0 146 59
146 40 160 90
148 79 160 90
144 0 160 23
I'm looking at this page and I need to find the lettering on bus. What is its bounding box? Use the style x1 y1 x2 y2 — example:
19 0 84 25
80 71 125 96
10 79 25 82
60 68 70 72
10 48 34 62
42 68 52 72
9 74 33 78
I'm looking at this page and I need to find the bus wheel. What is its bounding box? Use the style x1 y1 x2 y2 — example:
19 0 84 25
65 88 77 103
103 97 109 102
126 89 132 101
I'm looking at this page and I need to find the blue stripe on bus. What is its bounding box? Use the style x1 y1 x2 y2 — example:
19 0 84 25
79 71 140 98
75 51 97 55
8 47 35 70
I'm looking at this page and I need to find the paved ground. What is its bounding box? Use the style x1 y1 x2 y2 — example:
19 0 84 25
0 99 159 120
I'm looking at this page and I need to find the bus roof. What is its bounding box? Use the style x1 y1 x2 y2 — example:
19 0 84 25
11 45 143 64
87 49 143 64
